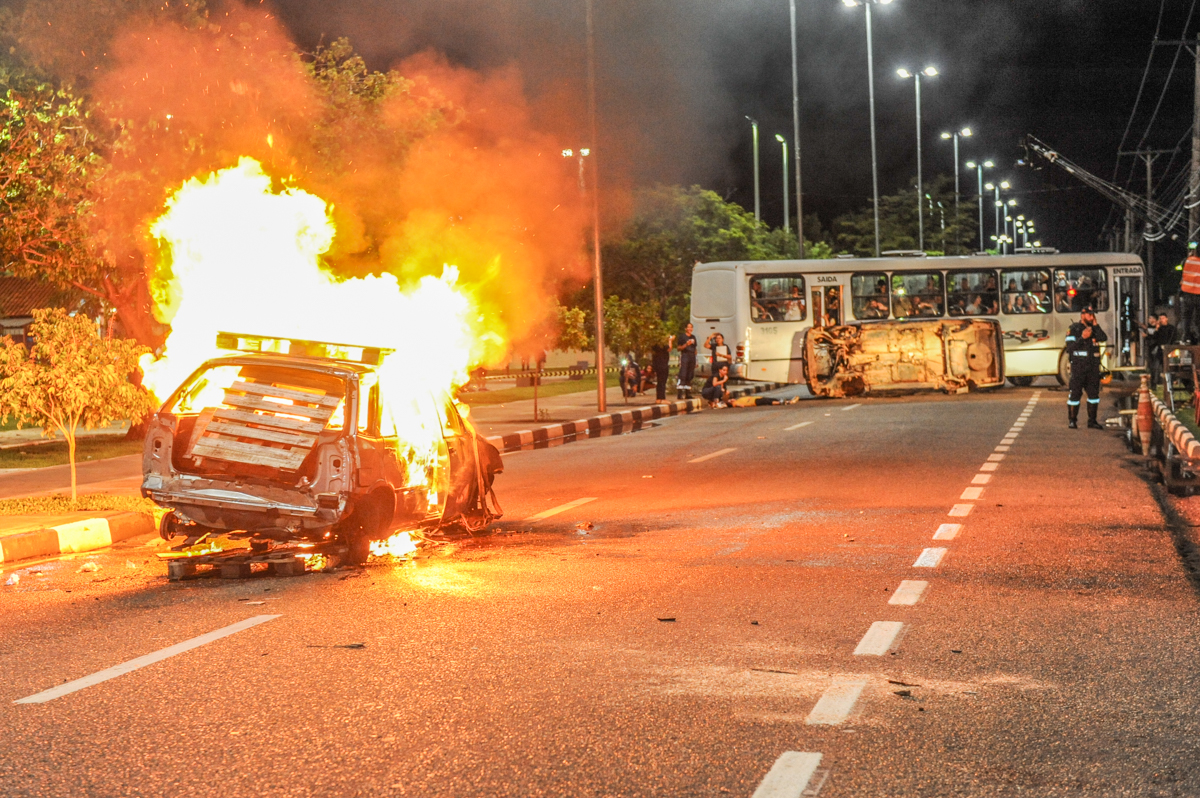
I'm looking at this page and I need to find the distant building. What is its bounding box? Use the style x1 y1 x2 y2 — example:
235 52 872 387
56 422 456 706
0 277 87 344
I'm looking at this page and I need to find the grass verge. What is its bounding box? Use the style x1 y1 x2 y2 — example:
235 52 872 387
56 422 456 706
0 493 156 516
460 376 601 406
0 437 144 469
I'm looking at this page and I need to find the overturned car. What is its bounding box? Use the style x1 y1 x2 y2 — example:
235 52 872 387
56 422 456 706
803 318 1005 398
142 333 502 564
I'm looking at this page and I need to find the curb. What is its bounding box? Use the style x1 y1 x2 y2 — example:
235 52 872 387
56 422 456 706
484 381 786 453
0 511 154 566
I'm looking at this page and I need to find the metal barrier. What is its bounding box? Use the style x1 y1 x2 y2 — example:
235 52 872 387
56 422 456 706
1135 373 1200 494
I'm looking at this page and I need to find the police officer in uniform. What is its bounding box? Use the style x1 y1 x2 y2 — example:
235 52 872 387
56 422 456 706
1065 306 1107 429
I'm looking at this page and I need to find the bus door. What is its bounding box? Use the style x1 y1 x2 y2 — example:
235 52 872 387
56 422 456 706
810 288 824 328
812 275 844 327
1114 273 1143 366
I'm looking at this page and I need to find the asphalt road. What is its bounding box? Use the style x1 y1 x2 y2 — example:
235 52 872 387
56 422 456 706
3 385 1199 797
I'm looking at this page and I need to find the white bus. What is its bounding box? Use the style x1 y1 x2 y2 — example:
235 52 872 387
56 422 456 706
690 252 1146 386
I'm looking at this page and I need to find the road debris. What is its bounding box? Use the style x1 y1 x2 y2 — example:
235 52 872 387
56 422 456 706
5 573 19 586
306 642 367 649
77 562 100 573
656 617 676 622
577 521 594 531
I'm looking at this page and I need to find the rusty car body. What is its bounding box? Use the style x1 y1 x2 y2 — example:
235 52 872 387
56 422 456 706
141 334 502 564
803 318 1005 398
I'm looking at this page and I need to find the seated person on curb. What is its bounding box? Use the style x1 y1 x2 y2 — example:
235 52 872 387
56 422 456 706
702 363 731 407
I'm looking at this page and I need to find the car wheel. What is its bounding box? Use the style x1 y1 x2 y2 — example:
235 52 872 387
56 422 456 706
1057 349 1070 386
340 503 377 566
1008 376 1034 387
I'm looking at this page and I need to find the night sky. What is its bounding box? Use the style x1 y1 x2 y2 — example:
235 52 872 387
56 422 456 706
273 1 1194 261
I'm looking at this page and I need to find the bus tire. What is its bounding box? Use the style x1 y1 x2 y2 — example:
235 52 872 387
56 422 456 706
1008 376 1034 387
1057 349 1071 386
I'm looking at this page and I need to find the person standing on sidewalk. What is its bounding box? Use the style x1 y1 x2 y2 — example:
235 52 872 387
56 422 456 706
1065 306 1107 429
676 323 697 400
652 333 673 404
1179 246 1200 343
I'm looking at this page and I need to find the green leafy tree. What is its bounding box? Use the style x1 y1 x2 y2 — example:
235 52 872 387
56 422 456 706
603 297 670 364
832 174 977 257
0 308 153 500
552 302 591 352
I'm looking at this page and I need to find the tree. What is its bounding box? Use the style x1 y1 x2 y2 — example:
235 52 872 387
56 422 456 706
552 302 590 352
0 308 153 500
602 185 830 322
603 297 670 364
832 174 977 257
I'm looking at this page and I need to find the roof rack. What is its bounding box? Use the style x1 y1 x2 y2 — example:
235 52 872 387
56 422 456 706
215 332 394 366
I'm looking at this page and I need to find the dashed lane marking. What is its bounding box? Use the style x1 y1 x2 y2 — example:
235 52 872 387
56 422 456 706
988 453 1006 462
854 621 905 655
753 752 824 798
688 447 738 464
980 462 999 472
888 580 929 605
971 473 992 485
913 547 948 568
842 403 862 411
15 615 281 704
525 497 597 521
949 503 973 517
994 445 1011 452
784 421 814 431
806 681 868 725
933 523 961 540
960 486 983 500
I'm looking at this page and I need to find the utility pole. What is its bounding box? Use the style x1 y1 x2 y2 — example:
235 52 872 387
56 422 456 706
585 0 606 412
1155 36 1200 245
746 116 761 223
1120 147 1174 301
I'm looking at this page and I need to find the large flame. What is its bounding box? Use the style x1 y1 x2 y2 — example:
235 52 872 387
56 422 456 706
141 157 494 483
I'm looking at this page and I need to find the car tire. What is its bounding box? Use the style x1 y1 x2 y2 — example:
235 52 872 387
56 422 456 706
340 503 377 566
1057 349 1070 386
1008 376 1035 387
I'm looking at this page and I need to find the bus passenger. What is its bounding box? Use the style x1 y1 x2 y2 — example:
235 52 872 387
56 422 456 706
750 280 768 321
783 286 805 320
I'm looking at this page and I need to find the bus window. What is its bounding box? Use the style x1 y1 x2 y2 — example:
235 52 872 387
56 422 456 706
891 272 944 318
750 274 806 322
1051 268 1109 312
946 269 999 316
1000 269 1051 314
851 272 890 319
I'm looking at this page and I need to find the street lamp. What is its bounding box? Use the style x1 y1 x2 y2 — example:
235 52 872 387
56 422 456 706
897 66 938 251
940 126 972 253
746 116 761 223
775 134 790 233
841 0 896 257
584 0 606 412
985 179 1011 254
965 159 994 252
788 0 804 257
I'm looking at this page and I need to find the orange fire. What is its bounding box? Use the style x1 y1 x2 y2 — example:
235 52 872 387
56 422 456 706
141 156 495 492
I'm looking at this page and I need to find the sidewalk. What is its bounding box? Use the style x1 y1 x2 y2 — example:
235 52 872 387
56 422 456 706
464 385 673 438
0 421 130 450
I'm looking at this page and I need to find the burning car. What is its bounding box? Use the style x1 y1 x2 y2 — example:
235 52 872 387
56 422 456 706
803 318 1005 398
142 333 502 564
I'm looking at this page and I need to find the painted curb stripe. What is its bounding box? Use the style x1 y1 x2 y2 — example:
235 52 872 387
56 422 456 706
0 513 153 566
15 615 281 704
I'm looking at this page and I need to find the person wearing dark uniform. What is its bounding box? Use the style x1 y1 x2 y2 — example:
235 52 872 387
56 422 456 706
1065 306 1107 429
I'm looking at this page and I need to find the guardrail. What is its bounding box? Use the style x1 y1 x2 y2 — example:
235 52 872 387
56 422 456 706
1134 374 1200 494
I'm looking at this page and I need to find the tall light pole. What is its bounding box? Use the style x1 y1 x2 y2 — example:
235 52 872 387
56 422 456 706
775 134 790 232
585 0 606 412
842 0 895 257
965 159 993 251
940 126 972 253
746 116 761 223
897 66 938 251
985 179 1010 254
789 0 804 257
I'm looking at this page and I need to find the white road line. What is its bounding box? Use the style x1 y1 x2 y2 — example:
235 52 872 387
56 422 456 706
994 445 1011 452
960 486 983 500
1008 427 1022 434
948 503 973 517
933 523 961 540
913 547 948 568
688 447 737 464
752 751 824 798
988 453 1006 461
525 497 597 521
784 421 814 431
842 403 862 411
888 580 929 605
971 473 991 485
854 621 905 655
1013 421 1026 427
980 462 999 472
14 615 281 704
806 681 868 725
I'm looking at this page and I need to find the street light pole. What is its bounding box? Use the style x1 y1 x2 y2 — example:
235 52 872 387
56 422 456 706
746 116 761 223
898 66 937 252
940 127 971 253
585 0 606 412
789 0 804 257
986 179 1010 254
776 134 790 232
966 159 993 252
865 2 880 256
